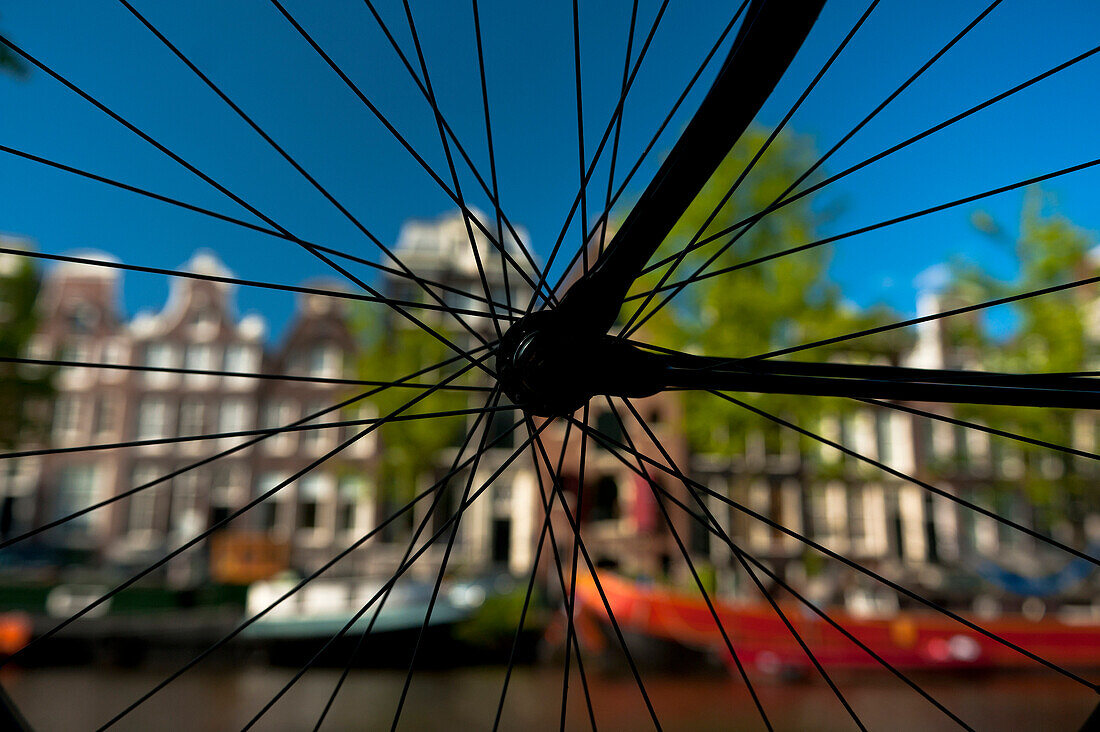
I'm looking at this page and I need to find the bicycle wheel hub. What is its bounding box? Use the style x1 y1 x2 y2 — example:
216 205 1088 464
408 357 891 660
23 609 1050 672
496 311 665 417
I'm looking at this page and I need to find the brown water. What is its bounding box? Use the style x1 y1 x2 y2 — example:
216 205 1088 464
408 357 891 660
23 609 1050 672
4 665 1094 731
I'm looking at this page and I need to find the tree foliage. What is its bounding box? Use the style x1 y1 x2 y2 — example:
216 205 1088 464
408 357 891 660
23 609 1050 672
352 307 470 502
945 188 1097 508
0 255 53 448
625 127 908 454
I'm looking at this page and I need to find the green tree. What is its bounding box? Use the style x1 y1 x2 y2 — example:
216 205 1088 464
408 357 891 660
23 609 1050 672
1 20 29 79
945 188 1097 511
625 127 907 455
0 254 53 448
351 306 471 503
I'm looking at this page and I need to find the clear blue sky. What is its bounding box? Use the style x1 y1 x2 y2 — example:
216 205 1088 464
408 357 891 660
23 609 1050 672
2 1 1099 342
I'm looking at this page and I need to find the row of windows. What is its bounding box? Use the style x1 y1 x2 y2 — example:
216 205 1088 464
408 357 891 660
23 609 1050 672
51 395 376 457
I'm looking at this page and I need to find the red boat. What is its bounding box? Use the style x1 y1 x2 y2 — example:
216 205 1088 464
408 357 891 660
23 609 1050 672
572 573 1100 674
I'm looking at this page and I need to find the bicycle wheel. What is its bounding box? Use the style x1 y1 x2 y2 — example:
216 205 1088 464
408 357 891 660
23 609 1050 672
0 1 1099 729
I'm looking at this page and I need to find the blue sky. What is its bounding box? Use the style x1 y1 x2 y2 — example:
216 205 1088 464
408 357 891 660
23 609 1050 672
2 1 1099 342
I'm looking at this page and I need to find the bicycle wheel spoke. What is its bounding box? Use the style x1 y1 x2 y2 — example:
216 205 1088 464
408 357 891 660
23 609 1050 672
529 427 663 731
3 354 486 676
531 0 675 311
543 0 747 302
0 354 492 392
0 242 510 323
470 0 513 315
625 155 1100 304
755 272 1100 361
492 459 556 731
0 345 487 549
616 397 971 730
602 399 771 731
0 31 497 363
0 144 519 316
566 411 1099 690
860 397 1100 463
0 404 514 461
620 0 880 337
401 0 504 341
640 35 1100 281
266 0 548 304
116 0 504 342
318 388 503 730
595 0 639 261
711 390 1099 566
389 389 504 729
237 419 552 732
622 0 1003 332
359 0 541 302
105 408 527 731
570 411 863 732
511 419 598 732
560 403 590 729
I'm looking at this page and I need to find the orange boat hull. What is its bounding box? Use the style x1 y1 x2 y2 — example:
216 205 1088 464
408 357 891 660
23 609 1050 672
574 574 1100 673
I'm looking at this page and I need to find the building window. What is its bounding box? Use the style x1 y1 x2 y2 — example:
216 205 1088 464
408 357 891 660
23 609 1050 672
178 398 207 436
128 464 164 540
55 464 99 535
143 342 178 386
224 344 258 374
137 397 172 440
307 344 342 378
297 474 333 540
210 467 244 528
261 399 297 454
53 395 84 440
344 403 377 456
256 472 288 533
91 397 117 437
300 400 331 454
337 476 368 534
184 343 218 385
0 459 37 539
218 398 251 435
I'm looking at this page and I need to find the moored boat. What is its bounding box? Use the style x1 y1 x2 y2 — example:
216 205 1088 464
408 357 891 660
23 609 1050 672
573 573 1100 674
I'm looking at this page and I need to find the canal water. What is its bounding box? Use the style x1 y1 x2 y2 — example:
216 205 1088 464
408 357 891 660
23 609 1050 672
5 665 1094 730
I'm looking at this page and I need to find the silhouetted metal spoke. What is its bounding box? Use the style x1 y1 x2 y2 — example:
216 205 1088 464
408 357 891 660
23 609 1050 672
0 31 495 363
622 0 1003 333
566 409 1099 691
359 0 544 299
116 0 505 344
4 354 487 679
0 354 492 391
601 399 771 731
596 0 639 261
860 397 1100 463
105 412 532 731
313 390 503 730
625 155 1100 304
530 0 674 312
0 243 511 322
529 429 663 730
266 0 548 302
709 390 1100 566
639 36 1100 282
0 146 518 316
614 398 971 730
753 272 1100 361
389 389 504 728
237 420 553 732
399 0 504 341
560 403 590 729
0 346 489 550
470 0 513 313
507 418 598 732
569 410 864 732
619 0 880 336
0 405 514 461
